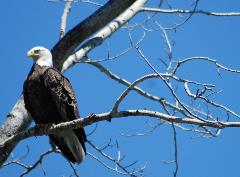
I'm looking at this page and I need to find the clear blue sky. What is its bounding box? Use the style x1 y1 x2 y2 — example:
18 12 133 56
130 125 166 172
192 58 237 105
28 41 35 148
1 1 240 177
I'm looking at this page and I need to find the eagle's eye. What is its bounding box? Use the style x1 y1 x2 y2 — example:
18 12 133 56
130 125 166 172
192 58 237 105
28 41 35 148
34 49 40 54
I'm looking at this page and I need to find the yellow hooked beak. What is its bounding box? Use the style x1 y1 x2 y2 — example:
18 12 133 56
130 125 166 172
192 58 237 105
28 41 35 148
27 50 34 57
27 50 39 59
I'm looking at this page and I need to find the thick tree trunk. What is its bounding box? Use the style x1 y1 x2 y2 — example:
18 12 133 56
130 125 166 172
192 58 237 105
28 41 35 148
52 0 137 70
0 96 31 165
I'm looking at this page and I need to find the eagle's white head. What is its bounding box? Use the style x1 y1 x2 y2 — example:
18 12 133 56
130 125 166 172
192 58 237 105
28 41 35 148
27 46 53 67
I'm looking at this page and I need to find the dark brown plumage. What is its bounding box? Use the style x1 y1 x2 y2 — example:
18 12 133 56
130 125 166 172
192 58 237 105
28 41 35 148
23 47 86 164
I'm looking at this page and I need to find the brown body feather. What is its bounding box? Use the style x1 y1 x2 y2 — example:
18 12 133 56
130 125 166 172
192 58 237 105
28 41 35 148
23 64 86 163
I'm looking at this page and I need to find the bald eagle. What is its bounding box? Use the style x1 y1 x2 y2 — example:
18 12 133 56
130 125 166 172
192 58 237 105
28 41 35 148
23 46 86 164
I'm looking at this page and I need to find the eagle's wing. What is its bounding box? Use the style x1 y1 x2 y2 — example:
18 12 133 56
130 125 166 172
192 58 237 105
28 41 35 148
43 68 86 163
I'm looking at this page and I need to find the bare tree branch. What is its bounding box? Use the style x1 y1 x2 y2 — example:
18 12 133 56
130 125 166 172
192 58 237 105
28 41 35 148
85 61 187 116
136 46 201 119
141 7 240 17
60 0 73 38
68 161 80 177
172 123 178 177
2 109 240 155
0 96 31 166
61 0 147 72
88 141 146 176
172 56 240 74
48 0 103 7
52 0 140 70
87 152 135 176
2 149 56 177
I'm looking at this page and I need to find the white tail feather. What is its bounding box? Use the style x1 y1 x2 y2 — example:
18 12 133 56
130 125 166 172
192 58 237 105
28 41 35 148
59 130 85 163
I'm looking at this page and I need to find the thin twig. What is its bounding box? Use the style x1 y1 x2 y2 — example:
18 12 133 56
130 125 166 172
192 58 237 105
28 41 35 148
88 141 146 176
172 123 178 177
48 0 103 7
141 7 240 17
3 149 56 177
164 0 200 30
121 121 163 137
68 161 80 177
20 149 56 177
172 56 240 74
